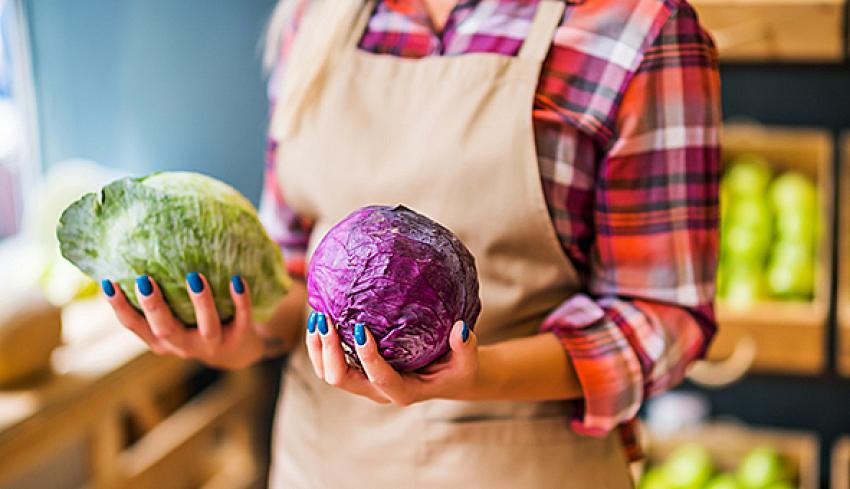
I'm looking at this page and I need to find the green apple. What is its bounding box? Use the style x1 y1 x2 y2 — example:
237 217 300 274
639 467 672 489
769 171 816 212
737 447 790 489
724 155 772 198
661 444 714 489
766 250 814 299
723 262 767 309
775 211 815 245
770 241 813 265
726 198 772 234
764 483 795 489
722 226 771 262
705 473 742 489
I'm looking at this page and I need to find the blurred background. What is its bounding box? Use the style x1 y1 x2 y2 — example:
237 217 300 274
0 0 849 488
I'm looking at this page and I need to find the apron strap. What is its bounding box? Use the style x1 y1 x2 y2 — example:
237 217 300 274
270 0 364 139
345 1 375 50
518 0 566 63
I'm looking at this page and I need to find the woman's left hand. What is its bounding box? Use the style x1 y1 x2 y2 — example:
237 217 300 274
305 312 480 406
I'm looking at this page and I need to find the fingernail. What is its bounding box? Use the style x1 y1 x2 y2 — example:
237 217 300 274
101 279 115 298
461 322 470 342
136 275 153 297
354 323 366 346
307 311 317 334
187 272 204 294
317 313 329 335
231 275 245 294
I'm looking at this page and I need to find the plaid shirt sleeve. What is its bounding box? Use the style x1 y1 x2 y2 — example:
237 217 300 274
258 0 313 278
541 4 721 436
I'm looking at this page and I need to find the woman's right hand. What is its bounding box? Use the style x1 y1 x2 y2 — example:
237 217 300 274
101 273 266 370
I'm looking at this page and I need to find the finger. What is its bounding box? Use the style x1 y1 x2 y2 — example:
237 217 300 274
228 275 252 337
354 324 410 405
448 320 477 361
318 314 349 386
335 372 392 404
102 279 167 354
134 275 190 352
304 311 324 379
186 272 221 343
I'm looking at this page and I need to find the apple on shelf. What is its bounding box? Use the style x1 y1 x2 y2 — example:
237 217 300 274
717 154 818 309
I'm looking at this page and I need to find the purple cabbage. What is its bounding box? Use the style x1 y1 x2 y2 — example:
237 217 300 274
307 205 481 372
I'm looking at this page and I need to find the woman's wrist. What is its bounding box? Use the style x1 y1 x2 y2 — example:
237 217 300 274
451 334 583 403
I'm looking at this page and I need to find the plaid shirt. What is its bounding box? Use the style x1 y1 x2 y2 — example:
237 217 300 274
261 0 720 459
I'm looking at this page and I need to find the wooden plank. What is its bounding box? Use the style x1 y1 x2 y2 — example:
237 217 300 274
834 437 850 489
839 133 850 376
708 302 825 373
90 406 124 489
120 370 259 489
692 0 845 62
701 125 832 377
647 423 820 489
0 326 194 487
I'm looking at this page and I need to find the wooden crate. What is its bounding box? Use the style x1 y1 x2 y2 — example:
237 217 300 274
834 437 850 489
692 0 845 62
704 125 832 377
839 134 850 376
645 423 820 489
0 300 265 489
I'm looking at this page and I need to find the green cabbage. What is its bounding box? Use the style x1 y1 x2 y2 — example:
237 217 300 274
57 172 290 325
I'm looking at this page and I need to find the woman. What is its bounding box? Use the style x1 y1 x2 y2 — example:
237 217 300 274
102 0 720 486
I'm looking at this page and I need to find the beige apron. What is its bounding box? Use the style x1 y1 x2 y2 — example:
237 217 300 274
268 1 633 487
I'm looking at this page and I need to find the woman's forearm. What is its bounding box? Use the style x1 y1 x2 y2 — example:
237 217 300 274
255 279 308 356
470 333 583 402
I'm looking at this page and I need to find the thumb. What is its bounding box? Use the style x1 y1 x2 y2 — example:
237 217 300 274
448 320 477 358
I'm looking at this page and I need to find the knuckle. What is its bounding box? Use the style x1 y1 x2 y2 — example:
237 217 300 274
152 327 177 340
392 396 412 407
324 372 344 387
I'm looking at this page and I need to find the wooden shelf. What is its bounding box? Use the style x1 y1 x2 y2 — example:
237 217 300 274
0 299 264 489
834 437 850 489
839 133 850 376
645 423 820 489
708 301 826 373
704 125 833 376
692 0 846 63
694 124 834 383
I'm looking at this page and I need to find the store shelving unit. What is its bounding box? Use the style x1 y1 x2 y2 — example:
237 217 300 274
839 134 850 376
0 300 265 489
646 423 820 489
705 125 833 375
692 0 846 62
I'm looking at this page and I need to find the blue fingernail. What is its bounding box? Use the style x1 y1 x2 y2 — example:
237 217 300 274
354 323 366 346
101 279 115 297
462 322 470 342
231 275 245 294
187 272 204 293
317 313 328 335
307 311 317 334
136 275 153 296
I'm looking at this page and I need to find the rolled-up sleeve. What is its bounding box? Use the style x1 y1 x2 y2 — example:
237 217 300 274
541 4 721 435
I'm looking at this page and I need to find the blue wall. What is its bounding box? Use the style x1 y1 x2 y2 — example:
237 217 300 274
24 0 278 202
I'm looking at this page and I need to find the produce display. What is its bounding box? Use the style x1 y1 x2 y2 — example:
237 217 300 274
57 172 291 325
307 205 481 372
717 154 819 308
641 444 797 489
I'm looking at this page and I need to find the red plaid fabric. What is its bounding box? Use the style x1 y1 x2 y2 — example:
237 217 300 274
260 0 720 458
